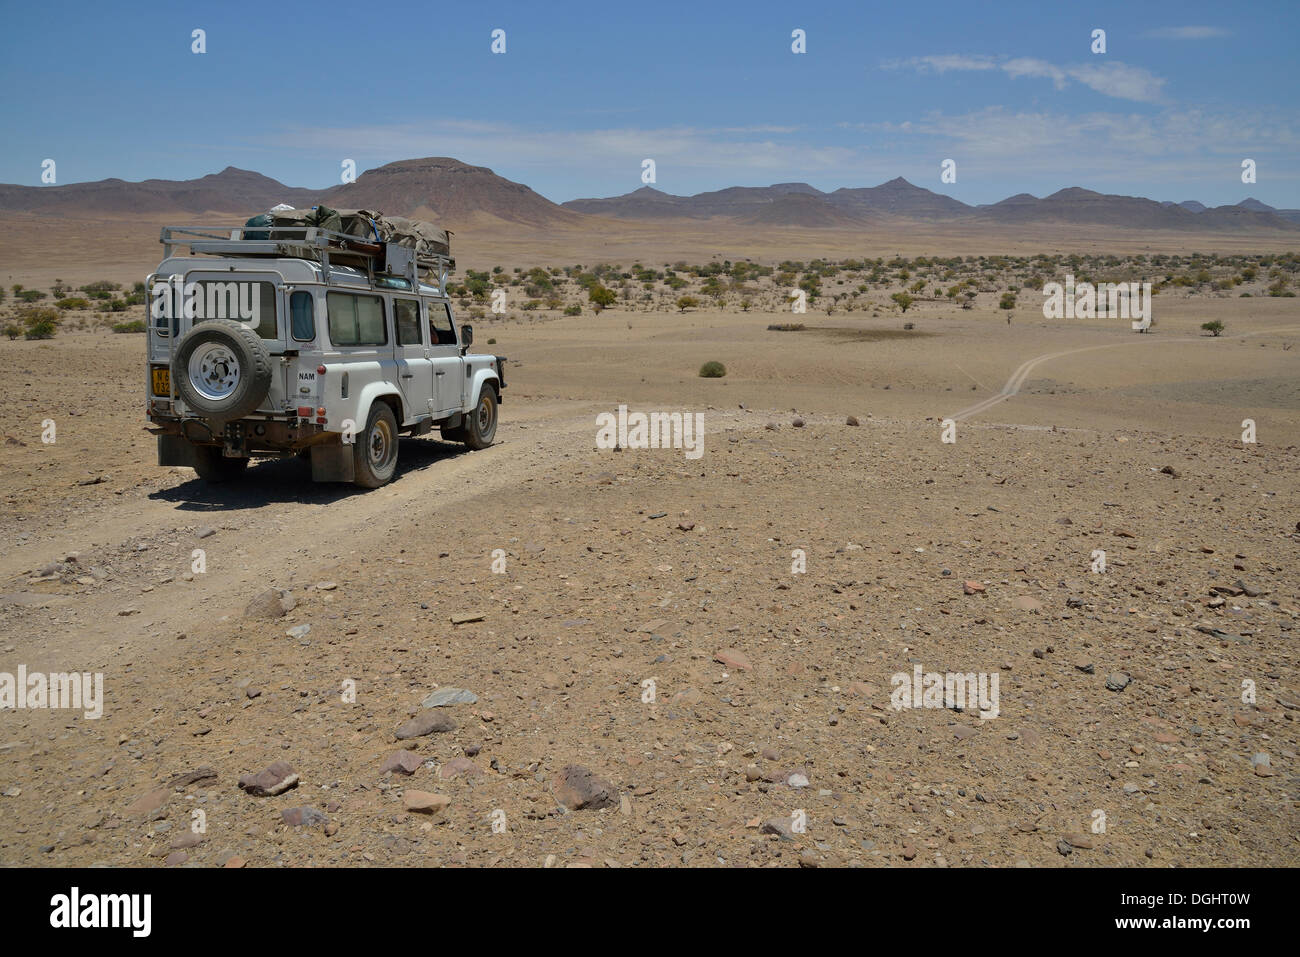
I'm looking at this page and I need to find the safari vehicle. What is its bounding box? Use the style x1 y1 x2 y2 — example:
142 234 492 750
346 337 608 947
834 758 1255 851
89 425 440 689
145 218 505 488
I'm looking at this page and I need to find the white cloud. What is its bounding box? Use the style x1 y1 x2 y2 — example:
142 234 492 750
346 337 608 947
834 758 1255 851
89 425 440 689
884 54 1166 103
1144 26 1231 39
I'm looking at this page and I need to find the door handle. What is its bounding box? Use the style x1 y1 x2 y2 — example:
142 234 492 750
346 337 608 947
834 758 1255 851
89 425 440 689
436 370 446 376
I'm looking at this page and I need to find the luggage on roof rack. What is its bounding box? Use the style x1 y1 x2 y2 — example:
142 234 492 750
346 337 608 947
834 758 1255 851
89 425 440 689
160 210 455 288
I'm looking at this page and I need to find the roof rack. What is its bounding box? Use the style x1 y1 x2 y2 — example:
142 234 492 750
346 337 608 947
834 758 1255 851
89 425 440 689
159 224 455 289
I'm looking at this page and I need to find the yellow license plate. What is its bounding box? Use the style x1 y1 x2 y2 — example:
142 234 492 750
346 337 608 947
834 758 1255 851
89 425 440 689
151 367 171 395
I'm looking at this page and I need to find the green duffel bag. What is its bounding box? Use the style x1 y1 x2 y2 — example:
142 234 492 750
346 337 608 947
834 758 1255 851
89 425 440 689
306 204 342 233
244 213 273 240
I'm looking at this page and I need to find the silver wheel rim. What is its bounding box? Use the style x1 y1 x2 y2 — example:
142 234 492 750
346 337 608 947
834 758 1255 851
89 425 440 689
369 418 393 468
188 342 241 402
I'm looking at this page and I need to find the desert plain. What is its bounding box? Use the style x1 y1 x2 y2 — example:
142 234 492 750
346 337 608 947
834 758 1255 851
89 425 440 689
0 211 1297 869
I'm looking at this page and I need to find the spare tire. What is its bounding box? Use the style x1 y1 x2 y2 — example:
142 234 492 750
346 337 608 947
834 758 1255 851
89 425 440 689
172 319 273 422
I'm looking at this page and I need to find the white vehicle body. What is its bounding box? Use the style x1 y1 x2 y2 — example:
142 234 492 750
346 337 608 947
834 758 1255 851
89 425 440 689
146 225 505 487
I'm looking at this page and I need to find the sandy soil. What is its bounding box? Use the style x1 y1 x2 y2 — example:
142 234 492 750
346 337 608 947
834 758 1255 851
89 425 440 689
0 276 1296 868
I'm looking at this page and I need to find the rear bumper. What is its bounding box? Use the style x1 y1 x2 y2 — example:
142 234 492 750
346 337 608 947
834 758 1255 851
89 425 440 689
150 414 326 454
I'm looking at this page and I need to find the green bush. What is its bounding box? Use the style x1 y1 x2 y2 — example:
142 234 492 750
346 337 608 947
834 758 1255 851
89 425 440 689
676 295 700 313
589 285 617 311
56 297 91 310
563 304 581 316
1201 320 1225 337
112 319 146 333
3 324 19 340
20 306 59 339
17 289 46 302
698 361 726 378
999 292 1016 309
767 323 805 331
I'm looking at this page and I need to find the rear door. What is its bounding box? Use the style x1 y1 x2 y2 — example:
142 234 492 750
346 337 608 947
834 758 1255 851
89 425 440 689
392 296 433 421
426 301 465 414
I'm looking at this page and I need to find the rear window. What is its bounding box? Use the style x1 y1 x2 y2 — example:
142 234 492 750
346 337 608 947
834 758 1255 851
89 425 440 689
155 279 277 339
327 292 387 346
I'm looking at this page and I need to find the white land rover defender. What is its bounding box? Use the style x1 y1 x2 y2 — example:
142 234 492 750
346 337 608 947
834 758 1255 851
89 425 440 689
145 219 505 488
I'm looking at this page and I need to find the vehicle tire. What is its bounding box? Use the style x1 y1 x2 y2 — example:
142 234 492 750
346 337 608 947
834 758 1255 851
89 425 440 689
353 402 399 488
172 319 273 422
463 385 498 450
192 445 249 482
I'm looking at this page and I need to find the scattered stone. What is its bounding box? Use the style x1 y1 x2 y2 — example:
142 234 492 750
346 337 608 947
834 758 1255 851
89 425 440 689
439 757 483 780
713 648 752 672
403 790 451 814
196 526 216 539
237 761 299 797
450 611 486 625
395 712 456 740
380 751 425 775
553 765 619 810
846 415 859 426
245 588 294 619
677 521 695 531
281 807 328 828
126 789 170 817
761 818 794 840
963 581 986 595
792 417 805 428
170 831 203 849
166 767 218 790
1105 673 1132 692
421 687 478 707
285 624 311 639
165 851 188 866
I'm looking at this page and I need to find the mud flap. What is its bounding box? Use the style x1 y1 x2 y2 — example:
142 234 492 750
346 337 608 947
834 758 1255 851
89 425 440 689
310 442 355 483
157 435 202 468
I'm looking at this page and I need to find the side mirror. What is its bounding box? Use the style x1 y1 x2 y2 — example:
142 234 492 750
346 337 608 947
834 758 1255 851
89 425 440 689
460 323 473 346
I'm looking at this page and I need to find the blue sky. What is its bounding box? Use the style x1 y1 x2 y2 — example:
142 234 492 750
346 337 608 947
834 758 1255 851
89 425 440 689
1 0 1297 206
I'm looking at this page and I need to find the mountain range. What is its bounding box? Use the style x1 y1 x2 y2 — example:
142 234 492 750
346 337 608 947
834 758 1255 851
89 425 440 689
1 158 1297 233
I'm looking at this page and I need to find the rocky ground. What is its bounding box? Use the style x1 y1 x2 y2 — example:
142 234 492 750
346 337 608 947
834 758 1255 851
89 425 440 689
0 300 1296 868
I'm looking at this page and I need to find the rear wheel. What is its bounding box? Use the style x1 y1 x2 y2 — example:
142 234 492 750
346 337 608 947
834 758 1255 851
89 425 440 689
192 445 249 483
353 402 399 488
463 386 498 450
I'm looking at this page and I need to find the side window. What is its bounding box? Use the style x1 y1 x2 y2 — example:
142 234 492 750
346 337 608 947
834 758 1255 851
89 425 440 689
290 291 315 341
427 301 456 346
327 292 387 346
394 298 422 346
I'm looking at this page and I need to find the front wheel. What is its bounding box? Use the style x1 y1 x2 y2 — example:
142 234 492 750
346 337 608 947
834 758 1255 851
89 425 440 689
193 445 249 483
353 402 399 488
464 386 498 450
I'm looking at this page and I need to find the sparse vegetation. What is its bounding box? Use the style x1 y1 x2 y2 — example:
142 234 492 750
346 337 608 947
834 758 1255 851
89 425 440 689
1201 320 1226 336
698 360 726 378
19 305 60 339
112 319 146 333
